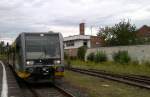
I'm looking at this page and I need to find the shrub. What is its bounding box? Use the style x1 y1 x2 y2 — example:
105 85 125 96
87 52 95 61
113 50 131 64
70 56 77 60
131 60 139 65
142 60 150 67
64 52 69 60
94 51 107 63
77 46 87 60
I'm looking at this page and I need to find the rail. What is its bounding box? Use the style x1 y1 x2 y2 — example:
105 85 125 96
70 68 150 89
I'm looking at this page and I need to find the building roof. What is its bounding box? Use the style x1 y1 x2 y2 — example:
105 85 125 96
64 35 91 41
137 25 150 31
137 25 150 37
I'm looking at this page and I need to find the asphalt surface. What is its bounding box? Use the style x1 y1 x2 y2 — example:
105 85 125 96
0 61 22 97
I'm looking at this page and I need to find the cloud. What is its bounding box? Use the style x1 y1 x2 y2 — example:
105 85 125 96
0 0 150 43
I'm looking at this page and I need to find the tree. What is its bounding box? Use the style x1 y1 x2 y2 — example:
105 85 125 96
97 20 137 46
0 41 5 54
77 46 87 60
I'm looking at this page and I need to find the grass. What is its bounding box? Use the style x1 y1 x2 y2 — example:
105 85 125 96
68 60 150 76
0 54 7 60
64 70 150 97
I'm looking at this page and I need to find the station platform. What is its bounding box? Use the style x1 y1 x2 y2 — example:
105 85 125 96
0 61 22 97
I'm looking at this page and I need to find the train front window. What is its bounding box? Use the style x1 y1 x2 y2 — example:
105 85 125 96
25 34 61 59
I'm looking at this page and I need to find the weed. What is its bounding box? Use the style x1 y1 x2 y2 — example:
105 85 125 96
113 50 131 64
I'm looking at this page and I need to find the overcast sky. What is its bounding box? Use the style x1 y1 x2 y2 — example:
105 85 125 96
0 0 150 43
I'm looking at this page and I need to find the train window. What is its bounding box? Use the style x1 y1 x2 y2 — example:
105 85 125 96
25 34 61 59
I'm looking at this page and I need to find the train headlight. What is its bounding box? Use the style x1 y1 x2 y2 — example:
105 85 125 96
54 60 61 64
26 61 34 66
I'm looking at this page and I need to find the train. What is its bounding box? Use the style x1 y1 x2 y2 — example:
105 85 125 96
8 32 64 82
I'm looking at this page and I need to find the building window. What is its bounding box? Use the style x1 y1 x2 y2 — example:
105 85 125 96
66 41 74 47
83 41 87 46
96 42 100 44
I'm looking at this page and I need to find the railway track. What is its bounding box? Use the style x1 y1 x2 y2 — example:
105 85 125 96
70 68 150 89
54 84 75 97
16 77 76 97
89 69 150 84
16 76 76 97
8 64 75 97
25 83 75 97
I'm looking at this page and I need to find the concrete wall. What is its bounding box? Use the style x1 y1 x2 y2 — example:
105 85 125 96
86 45 150 62
64 48 78 57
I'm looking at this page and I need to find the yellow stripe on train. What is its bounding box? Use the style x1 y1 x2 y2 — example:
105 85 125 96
55 72 64 77
16 71 31 79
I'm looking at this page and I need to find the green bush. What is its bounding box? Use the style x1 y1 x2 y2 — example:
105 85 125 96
64 52 69 60
77 46 87 60
113 50 131 64
142 60 150 67
87 52 95 61
70 56 77 60
131 60 139 65
94 51 107 63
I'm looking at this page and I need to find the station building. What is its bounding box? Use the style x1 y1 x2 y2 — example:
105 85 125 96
64 23 104 57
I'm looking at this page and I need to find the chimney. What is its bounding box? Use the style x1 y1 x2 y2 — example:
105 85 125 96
79 23 85 35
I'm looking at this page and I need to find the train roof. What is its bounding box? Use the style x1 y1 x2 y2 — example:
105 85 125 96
16 32 61 38
20 32 60 35
11 32 62 45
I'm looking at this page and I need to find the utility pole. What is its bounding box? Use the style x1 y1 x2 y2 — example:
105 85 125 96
91 26 93 36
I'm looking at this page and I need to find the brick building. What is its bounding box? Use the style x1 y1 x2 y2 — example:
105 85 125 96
136 25 150 38
64 23 104 57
